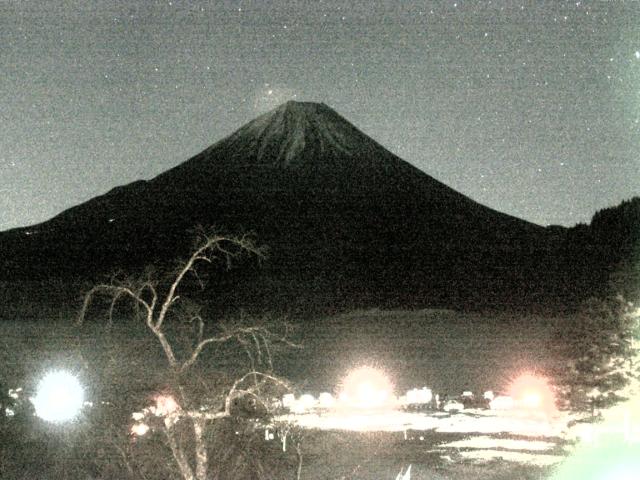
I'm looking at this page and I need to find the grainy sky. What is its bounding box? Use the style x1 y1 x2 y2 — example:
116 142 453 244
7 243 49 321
1 0 638 230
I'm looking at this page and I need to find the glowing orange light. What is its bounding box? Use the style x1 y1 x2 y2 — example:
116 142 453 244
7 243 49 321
339 366 394 409
508 373 556 414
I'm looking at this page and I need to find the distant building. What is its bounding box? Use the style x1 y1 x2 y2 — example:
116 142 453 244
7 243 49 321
406 387 433 405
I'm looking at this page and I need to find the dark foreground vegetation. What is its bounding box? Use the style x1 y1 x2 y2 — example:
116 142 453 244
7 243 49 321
1 295 637 478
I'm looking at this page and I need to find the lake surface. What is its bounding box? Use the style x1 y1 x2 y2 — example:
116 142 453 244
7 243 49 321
284 309 563 397
0 308 565 401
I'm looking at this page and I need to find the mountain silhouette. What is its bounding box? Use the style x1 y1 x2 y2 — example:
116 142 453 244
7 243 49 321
0 101 563 311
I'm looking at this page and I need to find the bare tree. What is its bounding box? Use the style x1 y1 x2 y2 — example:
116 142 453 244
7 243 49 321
78 230 298 480
269 420 305 480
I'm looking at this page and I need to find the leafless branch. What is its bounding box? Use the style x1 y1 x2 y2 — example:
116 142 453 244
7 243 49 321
224 371 290 415
107 289 125 327
77 230 296 480
179 322 298 373
78 284 152 326
155 233 264 330
194 314 204 345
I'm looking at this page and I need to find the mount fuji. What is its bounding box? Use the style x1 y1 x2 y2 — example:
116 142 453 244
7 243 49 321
0 101 560 311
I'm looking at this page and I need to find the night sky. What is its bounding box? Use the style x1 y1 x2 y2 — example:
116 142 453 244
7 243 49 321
1 0 638 231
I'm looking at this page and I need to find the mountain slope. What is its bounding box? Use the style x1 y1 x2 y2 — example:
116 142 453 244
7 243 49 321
0 101 559 310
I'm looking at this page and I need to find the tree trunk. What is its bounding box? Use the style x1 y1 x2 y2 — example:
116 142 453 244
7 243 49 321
295 441 303 480
193 417 209 480
164 421 195 480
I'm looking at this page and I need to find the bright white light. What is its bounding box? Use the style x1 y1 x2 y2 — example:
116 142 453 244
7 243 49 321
9 388 22 400
32 371 84 423
318 392 336 409
406 387 432 405
339 366 394 409
489 395 515 410
602 465 638 480
131 422 150 436
522 392 542 408
153 394 180 416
